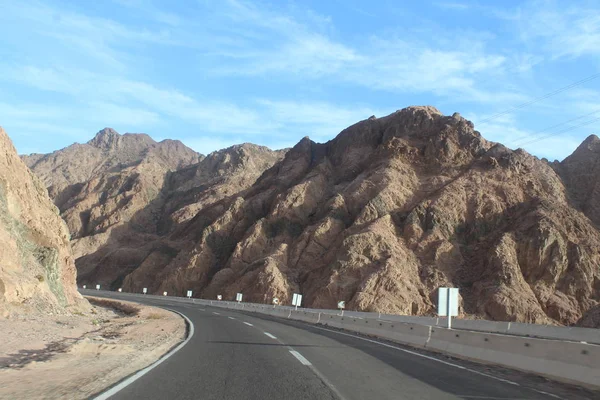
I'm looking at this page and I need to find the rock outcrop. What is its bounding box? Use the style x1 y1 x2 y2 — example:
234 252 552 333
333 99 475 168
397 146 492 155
0 127 85 317
22 108 600 326
24 133 286 291
99 107 600 326
555 134 600 227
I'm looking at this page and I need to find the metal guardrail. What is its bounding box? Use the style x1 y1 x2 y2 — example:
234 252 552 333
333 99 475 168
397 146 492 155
80 289 600 345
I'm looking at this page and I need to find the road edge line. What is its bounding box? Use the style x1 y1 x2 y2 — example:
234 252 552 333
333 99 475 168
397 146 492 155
92 307 195 400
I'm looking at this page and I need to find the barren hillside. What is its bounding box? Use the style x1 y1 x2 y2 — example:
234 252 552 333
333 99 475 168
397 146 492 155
23 108 600 325
0 127 85 317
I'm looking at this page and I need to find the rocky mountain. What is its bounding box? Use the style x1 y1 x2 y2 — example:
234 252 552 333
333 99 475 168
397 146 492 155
554 134 600 226
23 132 286 291
21 108 600 326
0 127 85 317
23 128 201 210
82 106 599 326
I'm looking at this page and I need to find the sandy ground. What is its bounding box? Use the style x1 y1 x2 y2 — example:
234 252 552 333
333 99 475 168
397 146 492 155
0 296 186 400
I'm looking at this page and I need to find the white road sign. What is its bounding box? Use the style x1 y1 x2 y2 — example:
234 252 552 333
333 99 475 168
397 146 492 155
163 291 168 296
272 297 279 305
217 295 222 300
292 293 302 307
143 288 147 294
236 293 243 302
187 290 192 298
438 287 459 328
118 288 122 292
95 284 100 290
438 287 459 317
83 285 86 289
337 301 345 309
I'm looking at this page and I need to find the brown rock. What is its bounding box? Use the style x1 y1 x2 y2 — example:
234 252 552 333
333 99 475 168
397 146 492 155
114 106 599 325
0 127 85 317
22 107 600 326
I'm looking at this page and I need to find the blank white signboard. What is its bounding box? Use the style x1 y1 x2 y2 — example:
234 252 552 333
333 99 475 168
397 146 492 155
143 288 147 294
187 290 192 298
292 294 302 307
438 287 459 316
236 293 243 302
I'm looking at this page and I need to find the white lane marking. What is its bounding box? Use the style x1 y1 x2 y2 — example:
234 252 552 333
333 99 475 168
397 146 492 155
212 312 220 315
312 325 520 387
228 317 236 320
533 390 562 399
264 332 277 339
289 350 312 366
93 308 195 400
243 322 253 326
459 397 522 399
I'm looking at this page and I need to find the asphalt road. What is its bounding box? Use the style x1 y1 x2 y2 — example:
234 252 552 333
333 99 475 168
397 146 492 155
85 291 595 400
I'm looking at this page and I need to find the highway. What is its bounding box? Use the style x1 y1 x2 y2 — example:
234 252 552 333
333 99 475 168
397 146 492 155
87 291 594 400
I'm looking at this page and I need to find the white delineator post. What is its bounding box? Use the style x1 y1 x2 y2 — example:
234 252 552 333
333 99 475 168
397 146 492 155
338 301 345 316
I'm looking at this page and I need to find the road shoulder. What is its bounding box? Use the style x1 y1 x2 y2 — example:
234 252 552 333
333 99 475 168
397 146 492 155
0 296 186 400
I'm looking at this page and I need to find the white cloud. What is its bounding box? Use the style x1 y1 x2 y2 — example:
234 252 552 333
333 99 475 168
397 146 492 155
255 99 387 141
85 102 162 126
502 1 600 60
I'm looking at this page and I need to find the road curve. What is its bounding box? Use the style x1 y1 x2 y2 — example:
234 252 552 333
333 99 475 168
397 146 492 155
85 291 593 400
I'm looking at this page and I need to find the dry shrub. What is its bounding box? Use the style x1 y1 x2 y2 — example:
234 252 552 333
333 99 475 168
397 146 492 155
87 297 140 316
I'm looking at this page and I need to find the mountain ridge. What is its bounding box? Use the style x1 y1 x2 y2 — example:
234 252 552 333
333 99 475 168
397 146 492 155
17 107 600 326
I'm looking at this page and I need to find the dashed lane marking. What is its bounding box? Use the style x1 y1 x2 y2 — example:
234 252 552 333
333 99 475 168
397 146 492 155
289 350 312 366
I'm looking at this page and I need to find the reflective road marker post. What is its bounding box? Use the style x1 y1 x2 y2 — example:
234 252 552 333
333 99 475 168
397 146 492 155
438 287 459 329
338 301 345 316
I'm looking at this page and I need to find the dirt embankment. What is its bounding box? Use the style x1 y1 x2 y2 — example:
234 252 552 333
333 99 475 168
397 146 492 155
0 297 186 400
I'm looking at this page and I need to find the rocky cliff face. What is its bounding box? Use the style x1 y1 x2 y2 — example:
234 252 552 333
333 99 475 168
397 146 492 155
555 135 600 227
112 106 599 326
0 127 85 317
24 133 286 291
23 128 201 211
22 108 600 326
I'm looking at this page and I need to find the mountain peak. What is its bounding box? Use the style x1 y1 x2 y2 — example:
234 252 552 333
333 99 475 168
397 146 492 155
565 134 600 162
88 128 121 150
580 134 600 149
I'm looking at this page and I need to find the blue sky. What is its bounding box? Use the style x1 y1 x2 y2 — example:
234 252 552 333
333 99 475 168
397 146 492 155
1 0 599 160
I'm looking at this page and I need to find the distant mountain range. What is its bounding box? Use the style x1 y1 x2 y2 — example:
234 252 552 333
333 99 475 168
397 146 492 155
9 106 600 326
